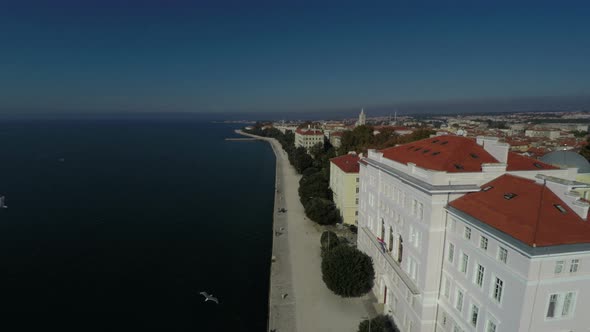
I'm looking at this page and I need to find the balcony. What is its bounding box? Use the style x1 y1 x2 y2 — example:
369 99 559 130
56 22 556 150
361 227 420 295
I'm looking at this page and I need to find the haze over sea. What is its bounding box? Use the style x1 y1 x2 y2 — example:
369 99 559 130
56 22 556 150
0 117 274 331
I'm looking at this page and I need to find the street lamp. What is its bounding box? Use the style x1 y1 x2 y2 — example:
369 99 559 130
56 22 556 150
362 315 372 332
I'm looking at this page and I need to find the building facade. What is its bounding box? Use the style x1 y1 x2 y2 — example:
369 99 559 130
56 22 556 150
357 135 586 332
294 127 324 152
329 153 360 225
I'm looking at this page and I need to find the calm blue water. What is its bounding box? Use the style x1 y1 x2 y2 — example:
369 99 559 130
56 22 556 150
0 119 275 331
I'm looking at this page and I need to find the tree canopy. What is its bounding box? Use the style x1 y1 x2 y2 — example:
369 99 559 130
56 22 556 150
321 245 375 297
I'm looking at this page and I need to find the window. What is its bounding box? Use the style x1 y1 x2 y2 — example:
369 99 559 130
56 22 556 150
388 227 394 252
464 227 471 240
355 198 359 204
471 305 479 327
562 292 574 316
356 187 359 193
570 259 579 273
546 294 558 318
555 260 564 274
475 264 485 287
444 277 451 299
492 277 504 303
356 177 359 183
448 243 455 263
460 253 469 274
554 204 567 214
503 192 517 200
547 292 576 319
355 211 358 216
456 289 464 312
486 321 497 332
480 236 488 250
498 247 508 263
381 219 385 241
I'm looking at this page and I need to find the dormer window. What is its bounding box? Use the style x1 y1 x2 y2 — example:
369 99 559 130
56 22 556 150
422 149 431 153
441 141 449 145
554 204 567 214
504 193 517 200
432 152 441 156
414 147 422 151
454 164 464 170
482 186 494 192
470 153 479 159
533 163 544 169
432 139 439 143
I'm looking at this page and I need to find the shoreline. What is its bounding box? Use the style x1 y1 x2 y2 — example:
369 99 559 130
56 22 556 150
236 129 296 332
235 129 374 332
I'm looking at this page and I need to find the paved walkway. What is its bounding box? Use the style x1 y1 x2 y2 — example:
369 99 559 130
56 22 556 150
236 130 376 332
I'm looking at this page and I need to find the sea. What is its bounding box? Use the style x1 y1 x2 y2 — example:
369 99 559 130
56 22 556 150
0 117 275 331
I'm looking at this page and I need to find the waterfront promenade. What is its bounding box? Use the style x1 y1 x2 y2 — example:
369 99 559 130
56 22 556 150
236 130 375 332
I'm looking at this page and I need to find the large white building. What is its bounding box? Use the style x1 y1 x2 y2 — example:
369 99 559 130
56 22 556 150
294 127 324 152
329 153 360 225
357 135 590 332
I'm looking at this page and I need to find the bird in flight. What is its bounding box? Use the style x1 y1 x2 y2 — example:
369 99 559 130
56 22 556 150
199 291 219 304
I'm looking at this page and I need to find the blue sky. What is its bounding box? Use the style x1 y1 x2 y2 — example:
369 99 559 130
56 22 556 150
1 0 589 114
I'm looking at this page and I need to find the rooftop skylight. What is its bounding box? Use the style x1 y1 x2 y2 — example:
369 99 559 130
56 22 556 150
504 193 518 200
554 204 567 214
482 186 494 191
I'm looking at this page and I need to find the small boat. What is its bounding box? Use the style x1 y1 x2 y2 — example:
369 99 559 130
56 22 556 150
0 196 6 209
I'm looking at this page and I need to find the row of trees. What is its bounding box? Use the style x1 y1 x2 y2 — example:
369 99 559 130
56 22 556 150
338 125 435 155
245 124 342 225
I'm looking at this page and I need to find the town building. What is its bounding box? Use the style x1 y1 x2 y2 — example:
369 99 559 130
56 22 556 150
294 127 324 152
329 131 344 148
357 135 587 332
329 153 360 225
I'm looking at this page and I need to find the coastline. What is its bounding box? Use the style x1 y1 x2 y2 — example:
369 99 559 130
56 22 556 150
235 129 374 332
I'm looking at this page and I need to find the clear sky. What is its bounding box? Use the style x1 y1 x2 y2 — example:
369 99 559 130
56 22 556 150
1 0 590 115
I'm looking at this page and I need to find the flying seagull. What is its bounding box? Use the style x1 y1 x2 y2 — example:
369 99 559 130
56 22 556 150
199 291 219 304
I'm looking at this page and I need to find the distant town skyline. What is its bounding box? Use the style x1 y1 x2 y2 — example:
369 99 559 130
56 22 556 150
1 1 589 115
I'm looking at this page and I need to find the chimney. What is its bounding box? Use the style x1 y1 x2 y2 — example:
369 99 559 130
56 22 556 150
477 136 509 163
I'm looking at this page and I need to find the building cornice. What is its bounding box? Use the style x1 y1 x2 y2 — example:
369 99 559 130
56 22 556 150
362 158 481 195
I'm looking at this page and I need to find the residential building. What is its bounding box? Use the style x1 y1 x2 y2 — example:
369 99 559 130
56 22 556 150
329 131 344 148
329 153 360 225
294 127 324 152
357 135 582 332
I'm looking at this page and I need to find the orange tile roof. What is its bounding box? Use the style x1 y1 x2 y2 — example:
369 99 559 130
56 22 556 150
379 136 558 173
330 154 360 173
506 152 556 171
295 128 323 136
380 136 497 172
449 174 590 247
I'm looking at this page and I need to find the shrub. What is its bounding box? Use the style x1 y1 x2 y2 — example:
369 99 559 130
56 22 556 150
321 245 374 297
303 198 341 225
358 315 399 332
320 231 340 257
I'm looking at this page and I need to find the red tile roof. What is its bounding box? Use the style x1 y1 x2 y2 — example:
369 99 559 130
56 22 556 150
330 154 360 173
506 152 557 171
295 128 323 136
449 174 590 247
379 136 558 173
379 136 497 172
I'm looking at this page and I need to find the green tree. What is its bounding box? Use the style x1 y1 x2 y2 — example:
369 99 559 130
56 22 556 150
299 171 331 205
358 315 399 332
321 245 375 297
320 231 341 257
303 198 341 225
339 125 374 154
290 147 313 173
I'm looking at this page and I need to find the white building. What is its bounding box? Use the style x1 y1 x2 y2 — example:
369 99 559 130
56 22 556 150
357 135 587 332
294 127 324 152
329 153 360 225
